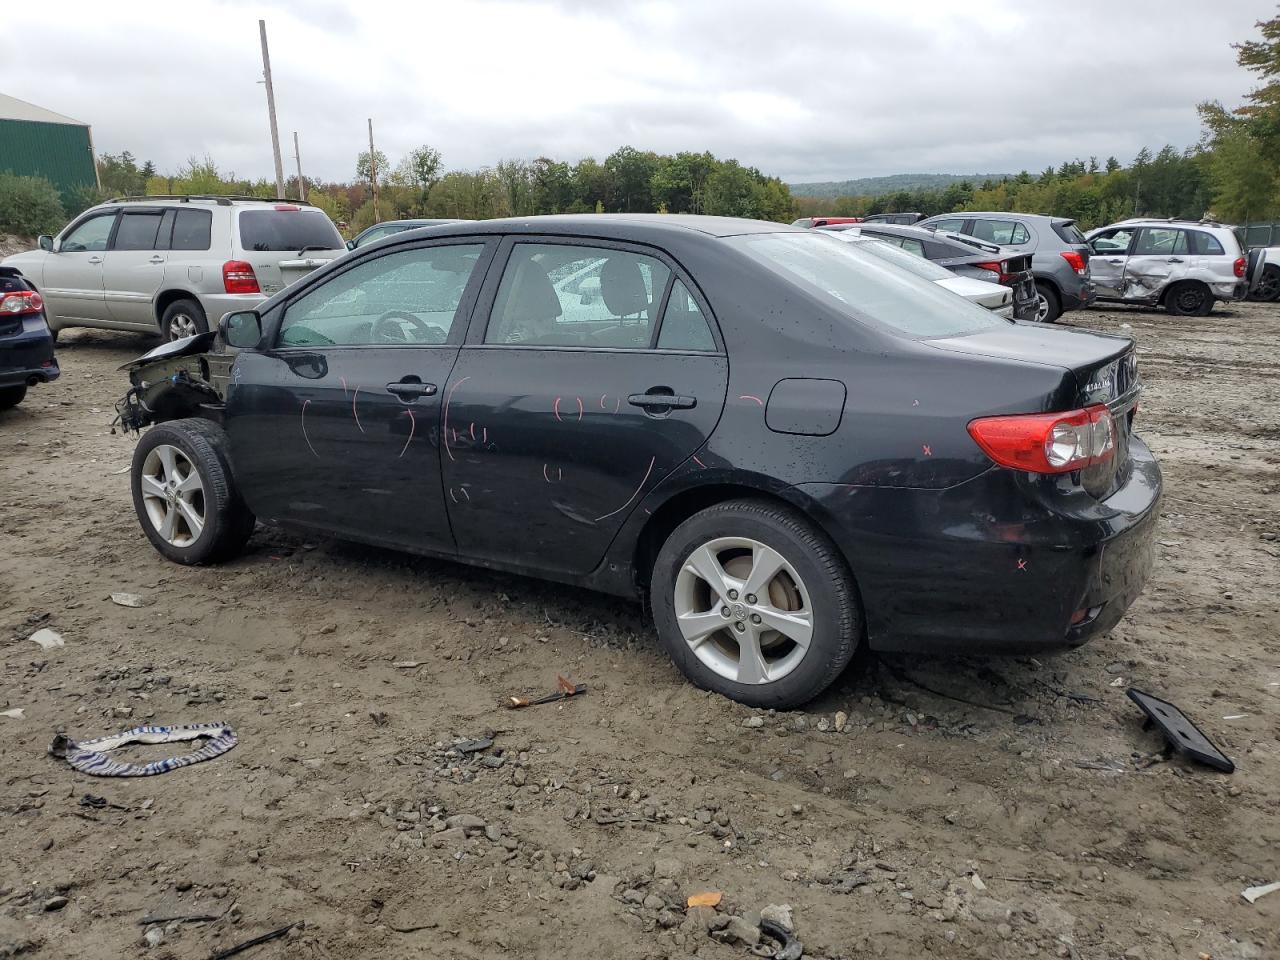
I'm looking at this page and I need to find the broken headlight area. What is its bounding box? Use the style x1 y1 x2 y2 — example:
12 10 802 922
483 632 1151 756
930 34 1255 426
114 355 232 434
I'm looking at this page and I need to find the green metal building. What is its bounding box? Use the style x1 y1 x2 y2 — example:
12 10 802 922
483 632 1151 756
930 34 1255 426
0 93 99 195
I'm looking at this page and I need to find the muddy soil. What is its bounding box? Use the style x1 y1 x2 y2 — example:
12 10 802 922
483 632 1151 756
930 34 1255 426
1 302 1277 960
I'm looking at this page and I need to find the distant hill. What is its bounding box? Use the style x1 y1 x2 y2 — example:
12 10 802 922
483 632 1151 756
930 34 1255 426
788 173 1013 199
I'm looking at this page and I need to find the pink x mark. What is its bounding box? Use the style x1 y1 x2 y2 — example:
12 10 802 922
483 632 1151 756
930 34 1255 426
1016 559 1028 572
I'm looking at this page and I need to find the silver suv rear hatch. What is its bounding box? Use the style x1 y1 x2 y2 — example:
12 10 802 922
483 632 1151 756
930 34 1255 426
236 206 346 295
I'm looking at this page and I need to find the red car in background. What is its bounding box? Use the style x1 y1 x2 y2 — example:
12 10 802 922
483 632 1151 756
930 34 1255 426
791 216 863 228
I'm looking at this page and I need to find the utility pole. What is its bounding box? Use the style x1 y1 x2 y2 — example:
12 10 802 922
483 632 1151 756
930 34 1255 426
367 117 380 221
259 19 286 198
293 131 306 201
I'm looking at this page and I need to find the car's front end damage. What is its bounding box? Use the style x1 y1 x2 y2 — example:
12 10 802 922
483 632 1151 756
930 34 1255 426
115 332 231 433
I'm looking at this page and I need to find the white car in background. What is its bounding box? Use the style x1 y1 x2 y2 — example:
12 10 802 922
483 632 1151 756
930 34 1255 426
825 229 1016 317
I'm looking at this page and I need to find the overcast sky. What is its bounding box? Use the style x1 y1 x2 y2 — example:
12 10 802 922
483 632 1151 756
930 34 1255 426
0 0 1267 185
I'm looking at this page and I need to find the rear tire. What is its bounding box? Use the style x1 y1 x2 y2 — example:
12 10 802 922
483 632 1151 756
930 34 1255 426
1250 264 1280 302
130 418 255 565
1035 281 1061 323
650 498 862 709
0 385 27 409
1164 281 1212 317
161 298 208 342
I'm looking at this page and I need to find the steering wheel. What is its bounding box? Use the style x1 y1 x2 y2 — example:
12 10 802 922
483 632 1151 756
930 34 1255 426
371 310 446 345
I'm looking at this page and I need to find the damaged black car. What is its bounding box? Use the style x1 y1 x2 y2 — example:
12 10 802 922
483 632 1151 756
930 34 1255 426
117 215 1161 708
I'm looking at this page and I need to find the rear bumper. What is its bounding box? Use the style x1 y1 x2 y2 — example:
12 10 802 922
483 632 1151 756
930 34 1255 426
795 434 1161 654
1210 280 1248 301
197 292 267 328
1061 279 1097 312
0 317 59 388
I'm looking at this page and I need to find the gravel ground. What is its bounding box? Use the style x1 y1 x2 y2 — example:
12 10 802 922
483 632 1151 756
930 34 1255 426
1 301 1277 960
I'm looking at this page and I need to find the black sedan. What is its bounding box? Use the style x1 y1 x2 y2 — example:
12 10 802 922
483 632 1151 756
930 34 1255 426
0 266 59 409
116 215 1160 708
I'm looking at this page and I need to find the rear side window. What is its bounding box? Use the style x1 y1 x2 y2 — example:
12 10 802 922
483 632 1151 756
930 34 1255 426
113 211 164 251
238 210 343 252
973 219 1029 245
486 243 672 349
1186 230 1226 256
657 279 716 351
171 209 213 251
900 238 926 256
929 218 966 233
730 232 1007 338
1052 221 1087 245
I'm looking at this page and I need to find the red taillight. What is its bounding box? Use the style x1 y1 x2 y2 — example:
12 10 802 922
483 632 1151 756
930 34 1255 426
0 290 43 315
1061 251 1087 275
274 204 300 212
222 260 260 294
967 404 1116 474
1234 256 1246 278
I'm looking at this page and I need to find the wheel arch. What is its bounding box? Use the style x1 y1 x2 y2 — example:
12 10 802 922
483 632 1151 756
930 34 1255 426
154 289 201 326
1162 277 1212 308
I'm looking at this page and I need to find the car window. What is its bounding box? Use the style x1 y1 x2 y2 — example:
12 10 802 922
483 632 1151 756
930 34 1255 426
730 232 1007 338
171 209 213 251
485 243 672 349
1132 228 1184 257
972 219 1028 245
900 238 926 256
1091 228 1135 255
60 213 115 252
238 209 343 252
113 211 165 251
278 244 484 348
1187 230 1226 256
1052 221 1087 245
355 226 398 247
656 279 715 351
929 218 966 233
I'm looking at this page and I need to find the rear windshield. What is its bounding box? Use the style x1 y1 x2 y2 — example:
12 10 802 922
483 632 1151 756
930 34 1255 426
1052 220 1087 245
729 232 1008 338
237 210 343 252
842 236 954 281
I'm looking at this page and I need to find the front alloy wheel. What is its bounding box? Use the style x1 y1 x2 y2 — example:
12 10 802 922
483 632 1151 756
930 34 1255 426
675 537 813 685
139 444 206 547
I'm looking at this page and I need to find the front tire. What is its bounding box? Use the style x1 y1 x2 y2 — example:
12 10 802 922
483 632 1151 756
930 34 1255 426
1165 281 1212 317
0 385 27 409
161 298 208 342
650 499 861 708
130 418 255 564
1035 281 1061 323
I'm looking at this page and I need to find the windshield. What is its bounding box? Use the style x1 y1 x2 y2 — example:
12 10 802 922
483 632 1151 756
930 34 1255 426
238 210 344 252
729 232 1008 338
840 236 954 281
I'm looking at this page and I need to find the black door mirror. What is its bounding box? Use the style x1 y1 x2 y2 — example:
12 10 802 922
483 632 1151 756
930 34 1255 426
345 239 355 251
220 310 262 349
38 235 54 252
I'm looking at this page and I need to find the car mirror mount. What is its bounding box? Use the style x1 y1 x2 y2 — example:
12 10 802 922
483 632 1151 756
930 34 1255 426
38 235 54 252
219 310 263 349
345 239 355 250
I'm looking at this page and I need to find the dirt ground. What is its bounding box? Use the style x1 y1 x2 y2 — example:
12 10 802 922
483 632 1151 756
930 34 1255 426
1 300 1277 960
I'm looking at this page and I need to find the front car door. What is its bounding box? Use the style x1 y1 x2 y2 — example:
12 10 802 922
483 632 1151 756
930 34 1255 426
1087 227 1137 299
225 238 496 552
104 207 170 327
42 211 117 324
1122 227 1185 300
441 236 728 578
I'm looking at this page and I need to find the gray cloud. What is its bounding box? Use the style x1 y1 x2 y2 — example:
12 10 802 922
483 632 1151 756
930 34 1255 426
0 0 1267 185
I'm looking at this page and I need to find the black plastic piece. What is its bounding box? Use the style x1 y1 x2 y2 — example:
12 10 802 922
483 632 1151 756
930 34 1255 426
1127 687 1234 773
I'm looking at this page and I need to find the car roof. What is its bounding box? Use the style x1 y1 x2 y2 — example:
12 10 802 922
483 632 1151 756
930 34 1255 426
399 213 800 240
849 222 938 241
932 211 1071 224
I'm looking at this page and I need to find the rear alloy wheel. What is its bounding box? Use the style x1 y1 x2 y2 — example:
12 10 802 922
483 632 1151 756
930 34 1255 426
0 385 27 409
651 499 861 708
161 298 208 342
1165 281 1212 317
1034 281 1061 323
1250 264 1280 302
130 418 255 564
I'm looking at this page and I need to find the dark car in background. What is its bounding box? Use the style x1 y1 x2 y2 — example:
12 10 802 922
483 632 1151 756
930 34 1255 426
824 222 1039 321
348 219 471 250
116 214 1159 709
0 266 59 409
861 212 925 225
918 212 1095 323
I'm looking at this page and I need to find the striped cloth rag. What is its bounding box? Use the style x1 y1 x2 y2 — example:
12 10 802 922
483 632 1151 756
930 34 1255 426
48 722 237 777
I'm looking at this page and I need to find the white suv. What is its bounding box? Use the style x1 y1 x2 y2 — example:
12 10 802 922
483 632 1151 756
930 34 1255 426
2 196 347 341
1084 218 1256 316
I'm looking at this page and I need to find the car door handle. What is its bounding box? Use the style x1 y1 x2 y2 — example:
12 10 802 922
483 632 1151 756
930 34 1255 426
88 256 103 264
1107 258 1124 264
148 255 166 264
1166 257 1184 263
629 392 696 410
386 380 437 399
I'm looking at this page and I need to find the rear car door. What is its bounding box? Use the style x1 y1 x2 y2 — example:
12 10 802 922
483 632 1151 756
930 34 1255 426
235 206 348 296
1087 227 1137 298
226 239 495 552
441 237 728 577
1123 227 1185 299
104 207 169 327
42 211 116 322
